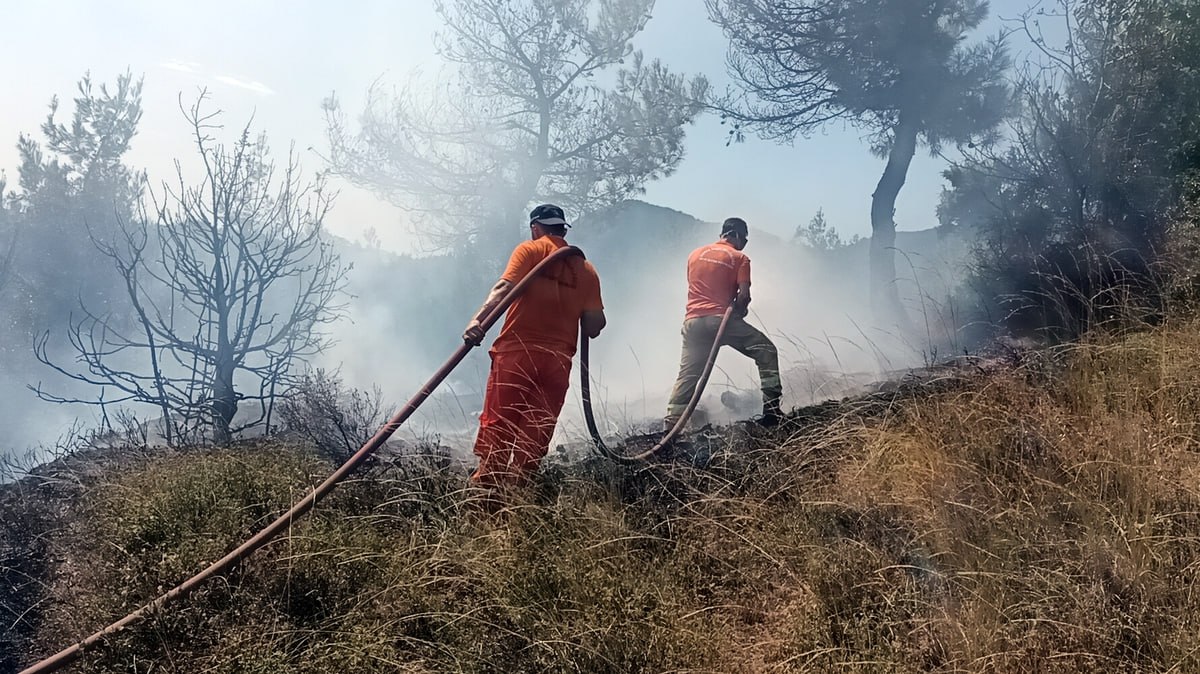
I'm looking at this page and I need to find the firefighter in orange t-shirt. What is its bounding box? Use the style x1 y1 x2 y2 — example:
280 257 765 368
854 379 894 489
665 217 782 429
463 204 606 489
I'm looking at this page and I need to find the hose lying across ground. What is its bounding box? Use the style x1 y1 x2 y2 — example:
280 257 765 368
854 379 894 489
20 245 731 673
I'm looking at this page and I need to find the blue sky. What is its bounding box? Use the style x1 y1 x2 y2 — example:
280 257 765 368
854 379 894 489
1 0 1041 250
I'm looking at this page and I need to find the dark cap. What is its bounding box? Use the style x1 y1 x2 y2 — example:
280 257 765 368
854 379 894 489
721 217 748 237
530 204 570 227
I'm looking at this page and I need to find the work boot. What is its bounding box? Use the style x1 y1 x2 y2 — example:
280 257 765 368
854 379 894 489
758 401 783 428
662 415 682 433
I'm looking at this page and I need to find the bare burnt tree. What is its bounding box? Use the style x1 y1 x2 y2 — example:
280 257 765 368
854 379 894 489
706 0 1010 324
277 368 388 462
324 0 708 258
34 93 350 445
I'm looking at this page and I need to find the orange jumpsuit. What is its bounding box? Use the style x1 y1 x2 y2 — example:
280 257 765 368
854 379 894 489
471 235 603 488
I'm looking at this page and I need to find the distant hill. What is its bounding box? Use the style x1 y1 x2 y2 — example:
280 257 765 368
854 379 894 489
333 199 966 318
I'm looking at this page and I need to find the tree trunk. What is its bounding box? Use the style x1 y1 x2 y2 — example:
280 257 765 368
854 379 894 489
870 112 920 327
211 357 237 444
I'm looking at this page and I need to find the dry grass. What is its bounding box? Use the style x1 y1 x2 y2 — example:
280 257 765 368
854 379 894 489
7 323 1200 672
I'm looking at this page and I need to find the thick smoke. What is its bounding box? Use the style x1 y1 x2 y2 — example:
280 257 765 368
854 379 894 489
302 203 963 464
1 174 964 469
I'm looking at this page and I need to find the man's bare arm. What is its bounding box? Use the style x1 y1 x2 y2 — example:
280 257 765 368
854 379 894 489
463 279 513 344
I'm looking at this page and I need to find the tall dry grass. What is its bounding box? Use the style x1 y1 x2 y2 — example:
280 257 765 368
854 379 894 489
8 322 1200 673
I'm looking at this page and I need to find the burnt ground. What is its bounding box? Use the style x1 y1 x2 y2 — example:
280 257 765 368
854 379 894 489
0 445 169 670
1 456 92 670
0 475 60 671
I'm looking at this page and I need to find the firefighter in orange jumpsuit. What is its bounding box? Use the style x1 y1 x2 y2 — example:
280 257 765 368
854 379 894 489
463 204 606 489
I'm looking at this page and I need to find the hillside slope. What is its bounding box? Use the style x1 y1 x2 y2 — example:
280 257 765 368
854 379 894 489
5 322 1200 673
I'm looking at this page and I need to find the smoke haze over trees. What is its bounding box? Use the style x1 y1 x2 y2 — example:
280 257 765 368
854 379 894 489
324 0 710 261
8 72 144 347
32 93 349 445
941 0 1200 338
9 4 1200 670
706 0 1011 323
2 73 147 453
0 180 15 294
1 0 1198 463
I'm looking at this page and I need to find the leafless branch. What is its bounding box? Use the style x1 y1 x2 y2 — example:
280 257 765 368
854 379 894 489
35 92 350 445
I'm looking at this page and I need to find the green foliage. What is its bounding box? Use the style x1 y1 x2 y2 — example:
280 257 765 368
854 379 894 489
942 0 1200 338
707 0 1011 151
8 71 144 338
0 72 146 431
98 447 328 582
0 176 15 294
793 208 861 251
708 0 1010 319
38 448 725 672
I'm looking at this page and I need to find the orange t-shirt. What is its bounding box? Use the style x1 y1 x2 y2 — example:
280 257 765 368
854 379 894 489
685 239 751 320
492 235 603 356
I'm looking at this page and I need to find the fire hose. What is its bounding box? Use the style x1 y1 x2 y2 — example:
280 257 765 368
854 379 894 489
580 305 733 463
20 245 730 673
